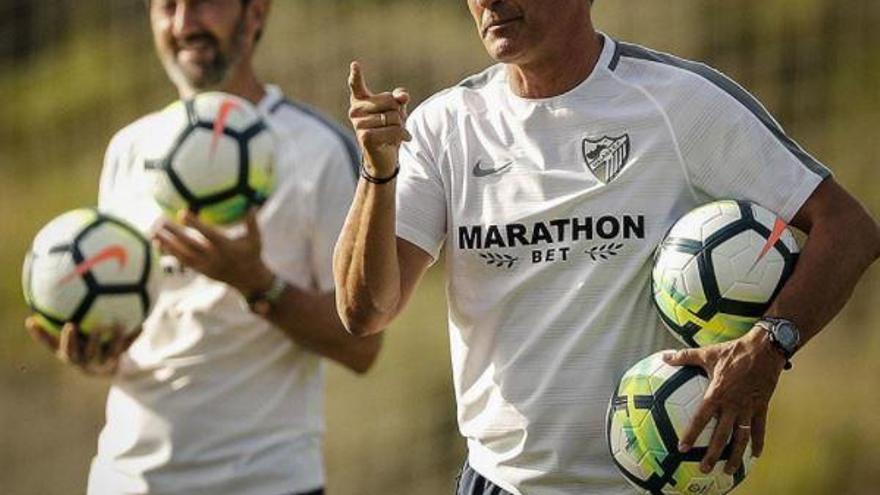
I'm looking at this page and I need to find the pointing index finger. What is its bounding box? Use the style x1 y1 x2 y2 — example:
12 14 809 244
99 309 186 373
348 61 372 100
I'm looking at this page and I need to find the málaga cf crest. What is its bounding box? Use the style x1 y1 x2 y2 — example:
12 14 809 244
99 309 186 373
582 134 631 184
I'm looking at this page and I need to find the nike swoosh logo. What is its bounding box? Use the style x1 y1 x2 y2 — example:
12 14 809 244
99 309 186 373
58 245 129 285
210 99 242 159
750 218 788 271
473 160 513 177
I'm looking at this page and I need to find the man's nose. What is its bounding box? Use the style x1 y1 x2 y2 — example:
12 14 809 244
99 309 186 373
475 0 503 9
172 2 201 37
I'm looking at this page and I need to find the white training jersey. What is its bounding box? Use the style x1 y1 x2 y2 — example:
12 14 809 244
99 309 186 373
88 85 358 495
396 34 829 495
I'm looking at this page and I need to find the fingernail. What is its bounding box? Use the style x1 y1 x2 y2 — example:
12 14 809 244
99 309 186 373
664 352 675 362
700 463 711 474
678 442 690 453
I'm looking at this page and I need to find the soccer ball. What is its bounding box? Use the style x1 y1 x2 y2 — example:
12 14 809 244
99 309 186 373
607 351 752 495
652 200 799 347
22 208 159 336
141 91 276 225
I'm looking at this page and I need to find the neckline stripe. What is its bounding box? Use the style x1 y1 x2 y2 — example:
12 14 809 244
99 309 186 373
271 98 360 180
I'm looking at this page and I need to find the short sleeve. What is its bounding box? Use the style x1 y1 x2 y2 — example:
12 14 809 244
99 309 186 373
310 145 357 292
676 68 831 222
97 131 129 211
93 117 168 235
395 107 448 261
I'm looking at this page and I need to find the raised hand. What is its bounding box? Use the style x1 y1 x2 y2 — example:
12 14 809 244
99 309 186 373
347 61 411 179
26 317 138 376
663 327 786 475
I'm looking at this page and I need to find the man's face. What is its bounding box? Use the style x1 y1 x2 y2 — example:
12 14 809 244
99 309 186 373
150 0 252 91
466 0 590 64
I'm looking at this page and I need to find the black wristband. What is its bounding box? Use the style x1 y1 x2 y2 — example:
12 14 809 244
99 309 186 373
360 163 400 184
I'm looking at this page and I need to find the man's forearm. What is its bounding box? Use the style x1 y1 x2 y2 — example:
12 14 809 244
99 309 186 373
767 198 880 347
261 283 382 374
152 204 383 372
333 178 402 336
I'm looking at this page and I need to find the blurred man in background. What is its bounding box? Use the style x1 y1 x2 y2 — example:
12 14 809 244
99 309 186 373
335 0 880 493
26 0 381 494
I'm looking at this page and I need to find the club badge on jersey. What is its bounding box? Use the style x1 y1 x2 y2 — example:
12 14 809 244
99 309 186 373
582 134 631 184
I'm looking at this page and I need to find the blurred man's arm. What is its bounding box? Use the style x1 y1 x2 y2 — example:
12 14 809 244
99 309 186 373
155 210 382 374
252 276 383 375
25 129 140 377
25 319 138 376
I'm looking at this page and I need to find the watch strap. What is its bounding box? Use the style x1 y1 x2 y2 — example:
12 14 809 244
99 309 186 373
246 274 288 314
755 318 797 370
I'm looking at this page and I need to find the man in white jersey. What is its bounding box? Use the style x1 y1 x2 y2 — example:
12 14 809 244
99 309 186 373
25 1 382 494
333 0 880 493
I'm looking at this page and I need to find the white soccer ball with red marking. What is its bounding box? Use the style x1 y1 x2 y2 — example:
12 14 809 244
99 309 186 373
22 208 159 336
652 200 800 347
140 91 276 225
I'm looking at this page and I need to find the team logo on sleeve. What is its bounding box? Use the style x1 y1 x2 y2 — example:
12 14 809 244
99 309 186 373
582 134 631 184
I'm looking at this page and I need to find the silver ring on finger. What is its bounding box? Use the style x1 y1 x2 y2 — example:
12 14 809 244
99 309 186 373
737 424 751 429
380 113 388 127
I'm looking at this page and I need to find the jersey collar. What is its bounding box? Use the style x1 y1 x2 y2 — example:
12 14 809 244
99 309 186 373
503 32 617 109
258 84 286 114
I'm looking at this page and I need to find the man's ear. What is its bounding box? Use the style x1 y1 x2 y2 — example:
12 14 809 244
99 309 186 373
248 0 271 43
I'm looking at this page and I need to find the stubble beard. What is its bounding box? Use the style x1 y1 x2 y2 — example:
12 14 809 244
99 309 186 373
163 16 247 93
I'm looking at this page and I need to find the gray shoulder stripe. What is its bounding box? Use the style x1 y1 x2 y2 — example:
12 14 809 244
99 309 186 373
608 42 623 71
458 71 493 90
615 42 830 180
268 97 286 114
271 98 360 180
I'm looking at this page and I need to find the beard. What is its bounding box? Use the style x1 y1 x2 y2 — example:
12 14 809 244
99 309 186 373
163 16 247 91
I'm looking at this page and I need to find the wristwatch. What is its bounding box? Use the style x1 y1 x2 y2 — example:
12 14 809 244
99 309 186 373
246 274 288 315
755 317 801 370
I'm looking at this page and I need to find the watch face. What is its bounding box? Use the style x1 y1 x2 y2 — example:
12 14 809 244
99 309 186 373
775 322 799 350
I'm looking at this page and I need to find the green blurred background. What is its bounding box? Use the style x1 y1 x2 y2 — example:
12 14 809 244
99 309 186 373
1 1 878 494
